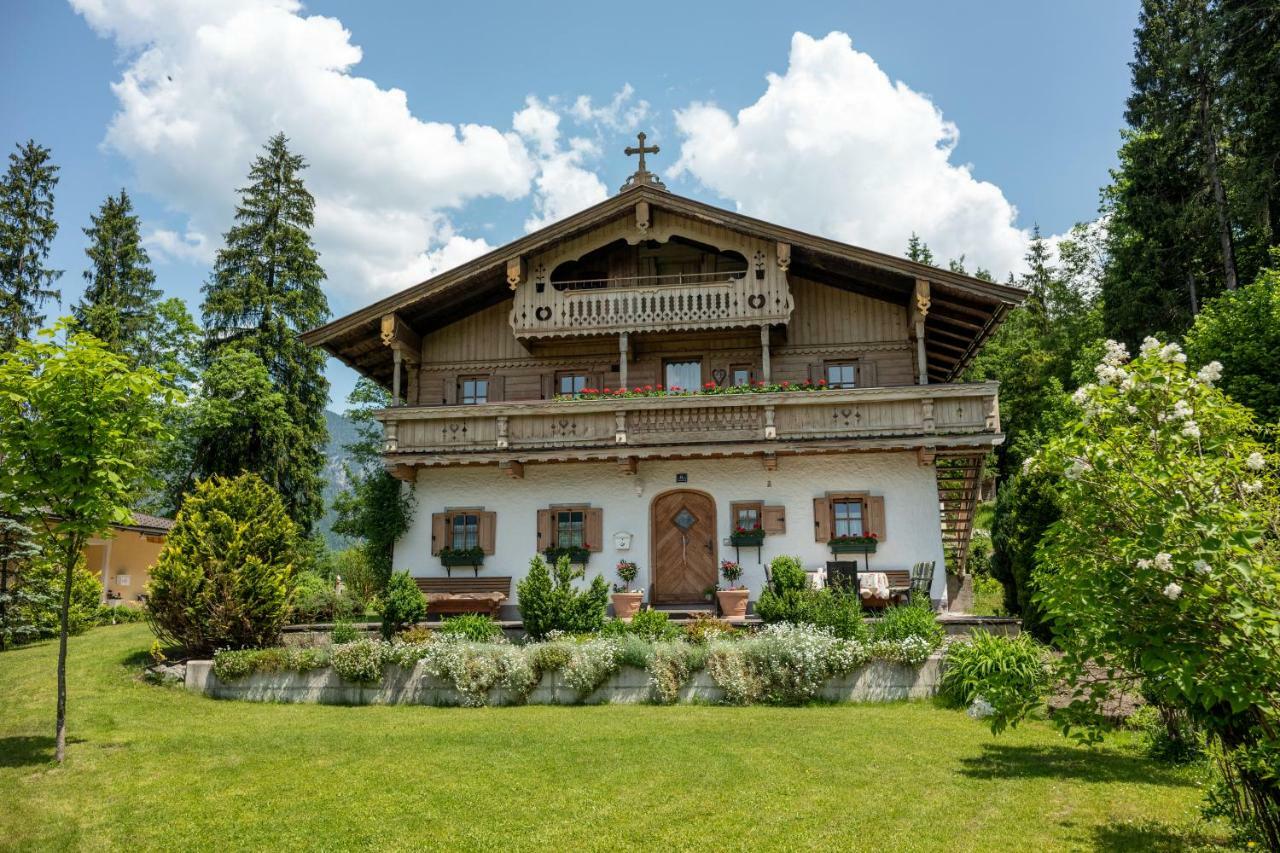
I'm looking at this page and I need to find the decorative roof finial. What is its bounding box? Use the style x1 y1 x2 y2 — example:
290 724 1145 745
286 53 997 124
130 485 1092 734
620 131 666 193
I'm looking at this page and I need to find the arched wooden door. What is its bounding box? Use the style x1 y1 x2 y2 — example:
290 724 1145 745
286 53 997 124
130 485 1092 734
650 489 718 604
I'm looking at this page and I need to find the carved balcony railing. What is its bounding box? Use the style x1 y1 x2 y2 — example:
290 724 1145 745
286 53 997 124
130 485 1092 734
378 382 1001 462
508 270 794 339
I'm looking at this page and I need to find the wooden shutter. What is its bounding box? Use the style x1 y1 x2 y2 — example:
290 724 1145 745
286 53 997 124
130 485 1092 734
808 363 824 385
864 495 887 541
444 377 457 405
540 374 554 400
586 507 604 552
812 497 831 542
859 360 878 388
430 512 449 555
762 505 786 534
487 375 504 403
478 511 497 555
536 508 552 549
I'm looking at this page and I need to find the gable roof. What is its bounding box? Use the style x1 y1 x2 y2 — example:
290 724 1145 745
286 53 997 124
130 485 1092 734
303 185 1026 384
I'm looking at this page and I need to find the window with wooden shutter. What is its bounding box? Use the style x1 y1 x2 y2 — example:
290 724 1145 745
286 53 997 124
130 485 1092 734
477 511 497 555
430 512 448 555
433 509 497 555
540 505 604 552
761 505 786 534
812 497 831 542
536 508 552 548
863 496 886 540
585 507 603 552
817 492 887 542
730 500 764 532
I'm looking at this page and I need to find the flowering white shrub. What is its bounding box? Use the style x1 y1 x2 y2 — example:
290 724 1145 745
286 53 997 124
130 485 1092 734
330 638 390 684
414 640 538 707
559 638 622 697
1031 338 1280 841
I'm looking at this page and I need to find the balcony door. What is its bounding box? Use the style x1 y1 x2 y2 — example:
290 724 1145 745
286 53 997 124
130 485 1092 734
650 489 718 604
664 359 702 393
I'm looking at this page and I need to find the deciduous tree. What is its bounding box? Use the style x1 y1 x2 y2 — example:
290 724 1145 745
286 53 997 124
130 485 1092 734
0 322 173 761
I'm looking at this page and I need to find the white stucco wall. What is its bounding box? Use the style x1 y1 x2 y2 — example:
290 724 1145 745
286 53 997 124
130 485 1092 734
395 452 947 606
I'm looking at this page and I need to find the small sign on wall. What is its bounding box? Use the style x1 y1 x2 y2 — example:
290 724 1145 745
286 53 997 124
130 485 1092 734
115 574 131 587
676 473 688 483
613 532 633 551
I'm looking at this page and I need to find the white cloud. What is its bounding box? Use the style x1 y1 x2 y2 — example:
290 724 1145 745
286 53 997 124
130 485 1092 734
569 84 650 132
670 32 1032 279
514 98 609 232
143 227 213 264
71 0 583 305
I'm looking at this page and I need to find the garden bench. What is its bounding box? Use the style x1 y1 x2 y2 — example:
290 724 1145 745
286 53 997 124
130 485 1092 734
908 561 935 605
413 576 511 618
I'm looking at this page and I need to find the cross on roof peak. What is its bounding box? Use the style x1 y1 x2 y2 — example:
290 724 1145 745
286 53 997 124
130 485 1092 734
620 131 666 193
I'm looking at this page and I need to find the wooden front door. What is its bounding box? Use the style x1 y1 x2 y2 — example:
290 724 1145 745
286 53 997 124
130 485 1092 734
651 489 718 604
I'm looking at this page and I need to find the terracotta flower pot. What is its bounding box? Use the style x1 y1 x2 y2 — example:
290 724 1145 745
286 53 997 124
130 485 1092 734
611 591 644 620
716 588 750 621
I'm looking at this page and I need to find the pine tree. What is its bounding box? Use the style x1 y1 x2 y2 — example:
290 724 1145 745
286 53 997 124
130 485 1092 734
74 189 162 362
199 133 330 531
0 140 62 352
905 233 935 266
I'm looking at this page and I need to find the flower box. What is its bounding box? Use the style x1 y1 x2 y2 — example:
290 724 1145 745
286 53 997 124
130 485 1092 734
543 546 590 565
439 548 485 567
828 537 878 554
729 529 766 547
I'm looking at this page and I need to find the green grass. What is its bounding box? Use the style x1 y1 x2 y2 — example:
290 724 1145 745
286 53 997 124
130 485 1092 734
0 625 1228 852
971 576 1006 617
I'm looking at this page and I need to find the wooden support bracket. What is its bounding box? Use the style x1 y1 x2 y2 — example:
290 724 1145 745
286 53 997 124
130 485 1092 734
500 460 524 479
762 452 779 471
617 456 638 476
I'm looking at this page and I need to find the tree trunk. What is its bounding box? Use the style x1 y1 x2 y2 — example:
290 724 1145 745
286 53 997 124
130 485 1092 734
1187 270 1199 316
54 536 81 763
1200 82 1238 291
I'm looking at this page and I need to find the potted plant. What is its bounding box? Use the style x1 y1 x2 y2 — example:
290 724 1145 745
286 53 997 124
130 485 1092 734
542 544 591 565
611 560 643 619
702 585 718 604
716 559 749 620
828 533 878 554
729 522 765 547
438 545 485 567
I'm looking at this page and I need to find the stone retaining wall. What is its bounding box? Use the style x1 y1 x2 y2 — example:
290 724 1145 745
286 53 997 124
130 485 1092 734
185 656 941 707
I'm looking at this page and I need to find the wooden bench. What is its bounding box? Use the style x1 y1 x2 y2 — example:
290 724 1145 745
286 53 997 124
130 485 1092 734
413 577 512 618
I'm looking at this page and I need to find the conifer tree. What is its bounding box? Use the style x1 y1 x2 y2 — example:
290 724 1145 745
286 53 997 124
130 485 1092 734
0 140 62 352
905 233 935 266
74 189 162 362
199 133 330 531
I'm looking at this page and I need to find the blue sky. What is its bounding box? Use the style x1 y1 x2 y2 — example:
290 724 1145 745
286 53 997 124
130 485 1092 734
2 1 1137 408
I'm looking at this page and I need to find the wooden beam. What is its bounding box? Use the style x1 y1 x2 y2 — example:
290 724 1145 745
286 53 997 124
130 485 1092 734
617 456 638 475
762 451 778 471
379 313 422 362
500 460 524 479
917 447 937 466
506 256 527 290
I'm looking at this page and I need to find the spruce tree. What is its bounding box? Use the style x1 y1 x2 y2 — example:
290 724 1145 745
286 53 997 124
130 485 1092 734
74 189 162 362
0 140 62 352
199 133 330 531
905 233 935 266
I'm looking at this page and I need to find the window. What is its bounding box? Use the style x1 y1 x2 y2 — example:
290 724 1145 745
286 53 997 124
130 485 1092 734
832 498 865 537
825 362 858 389
730 364 753 387
557 372 588 398
459 376 488 405
449 513 480 550
553 507 587 547
731 501 763 531
664 359 702 392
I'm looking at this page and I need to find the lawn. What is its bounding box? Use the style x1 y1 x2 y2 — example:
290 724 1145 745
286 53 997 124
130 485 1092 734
0 625 1227 852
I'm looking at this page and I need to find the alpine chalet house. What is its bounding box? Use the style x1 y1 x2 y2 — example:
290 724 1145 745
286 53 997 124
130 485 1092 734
304 137 1024 618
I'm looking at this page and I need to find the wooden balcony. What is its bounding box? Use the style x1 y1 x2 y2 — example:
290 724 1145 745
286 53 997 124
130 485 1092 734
378 382 1002 468
508 270 794 340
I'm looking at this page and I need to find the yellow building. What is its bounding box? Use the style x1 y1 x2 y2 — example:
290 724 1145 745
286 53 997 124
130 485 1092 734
84 514 173 608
